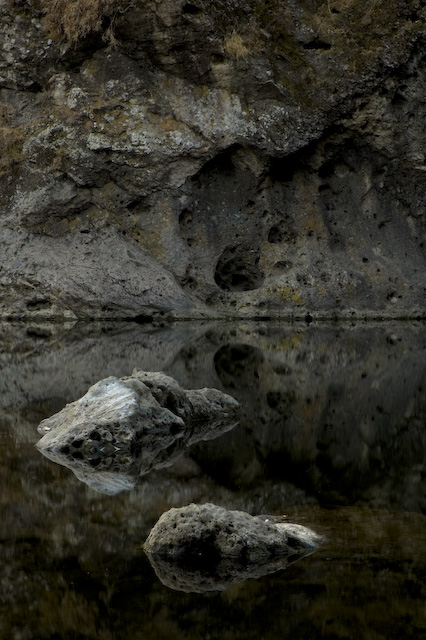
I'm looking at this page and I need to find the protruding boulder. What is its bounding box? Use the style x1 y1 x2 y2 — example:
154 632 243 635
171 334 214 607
144 503 322 592
36 370 239 494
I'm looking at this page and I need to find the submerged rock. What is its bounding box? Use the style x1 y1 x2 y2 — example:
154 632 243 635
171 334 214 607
36 370 239 494
144 502 321 592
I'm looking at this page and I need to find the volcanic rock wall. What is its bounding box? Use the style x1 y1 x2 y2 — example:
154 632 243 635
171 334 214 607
1 0 425 319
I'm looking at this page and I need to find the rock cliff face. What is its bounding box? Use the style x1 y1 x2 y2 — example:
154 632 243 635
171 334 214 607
1 0 425 319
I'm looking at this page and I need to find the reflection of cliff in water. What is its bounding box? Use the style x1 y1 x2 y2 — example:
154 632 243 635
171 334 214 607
1 321 425 510
169 323 426 511
1 322 426 640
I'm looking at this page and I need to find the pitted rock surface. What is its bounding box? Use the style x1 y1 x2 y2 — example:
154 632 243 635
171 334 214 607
0 2 425 320
144 502 321 592
36 370 239 493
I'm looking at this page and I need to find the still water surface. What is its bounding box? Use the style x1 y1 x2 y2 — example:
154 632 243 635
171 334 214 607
1 320 426 639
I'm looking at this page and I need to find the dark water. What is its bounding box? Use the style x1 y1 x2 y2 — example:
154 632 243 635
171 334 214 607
1 320 426 639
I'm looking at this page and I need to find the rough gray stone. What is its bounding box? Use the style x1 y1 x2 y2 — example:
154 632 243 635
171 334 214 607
144 502 321 592
36 370 239 493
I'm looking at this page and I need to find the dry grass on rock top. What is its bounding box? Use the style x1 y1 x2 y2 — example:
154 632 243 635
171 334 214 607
43 0 139 44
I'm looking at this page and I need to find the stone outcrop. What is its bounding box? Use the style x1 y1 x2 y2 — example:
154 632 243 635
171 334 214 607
144 502 321 592
0 1 425 320
36 369 239 493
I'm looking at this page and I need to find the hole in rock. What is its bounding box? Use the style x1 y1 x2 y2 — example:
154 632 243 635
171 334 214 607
170 43 186 54
266 391 283 410
26 298 52 311
164 393 180 415
273 260 293 271
214 247 264 291
170 422 181 435
182 3 202 14
268 224 286 244
303 40 332 50
178 208 194 246
27 82 43 93
126 198 143 210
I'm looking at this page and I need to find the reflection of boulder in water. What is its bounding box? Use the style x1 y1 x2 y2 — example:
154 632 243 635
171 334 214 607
144 503 321 593
36 370 239 494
